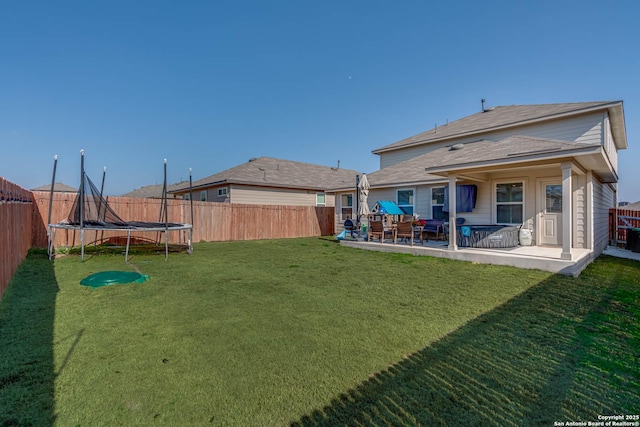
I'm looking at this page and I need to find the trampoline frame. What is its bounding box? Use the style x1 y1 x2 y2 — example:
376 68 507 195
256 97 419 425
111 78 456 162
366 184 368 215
48 222 193 263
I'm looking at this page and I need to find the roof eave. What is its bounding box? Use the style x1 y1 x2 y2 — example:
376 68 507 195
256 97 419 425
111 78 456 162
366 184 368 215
171 179 331 194
424 145 604 175
607 102 628 150
328 177 449 192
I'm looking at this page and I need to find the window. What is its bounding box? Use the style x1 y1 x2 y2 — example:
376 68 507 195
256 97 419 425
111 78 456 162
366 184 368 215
496 182 523 224
217 187 228 197
341 194 353 221
200 190 207 202
546 185 562 213
397 189 414 215
316 193 326 207
431 187 447 220
183 193 191 201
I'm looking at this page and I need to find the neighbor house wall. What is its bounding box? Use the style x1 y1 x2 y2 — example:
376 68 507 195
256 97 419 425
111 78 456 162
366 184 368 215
229 185 335 207
379 112 605 168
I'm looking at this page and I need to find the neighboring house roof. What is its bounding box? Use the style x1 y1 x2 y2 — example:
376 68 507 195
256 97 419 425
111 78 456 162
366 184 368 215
622 201 640 211
170 157 361 193
122 181 189 198
373 101 627 154
349 135 605 189
31 182 77 192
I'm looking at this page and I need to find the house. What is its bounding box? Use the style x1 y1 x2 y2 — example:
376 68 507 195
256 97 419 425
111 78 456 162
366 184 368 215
31 182 77 193
333 101 628 275
621 201 640 211
170 156 361 209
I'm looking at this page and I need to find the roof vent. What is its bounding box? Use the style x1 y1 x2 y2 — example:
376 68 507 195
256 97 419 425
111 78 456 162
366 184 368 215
450 143 465 151
481 99 494 113
248 157 258 162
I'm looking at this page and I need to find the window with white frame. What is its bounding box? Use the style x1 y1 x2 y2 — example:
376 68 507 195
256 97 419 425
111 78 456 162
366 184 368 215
341 193 353 221
217 187 228 197
496 182 523 224
183 193 191 201
397 189 414 215
431 187 447 220
316 193 326 207
200 190 207 202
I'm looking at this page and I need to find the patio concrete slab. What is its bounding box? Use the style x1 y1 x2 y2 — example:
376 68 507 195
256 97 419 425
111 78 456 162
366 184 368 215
339 239 596 277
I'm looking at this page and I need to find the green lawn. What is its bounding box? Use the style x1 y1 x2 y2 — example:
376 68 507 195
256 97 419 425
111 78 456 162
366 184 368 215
1 238 638 426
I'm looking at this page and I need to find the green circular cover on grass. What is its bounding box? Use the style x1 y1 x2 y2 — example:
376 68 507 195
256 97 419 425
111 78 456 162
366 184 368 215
80 271 149 288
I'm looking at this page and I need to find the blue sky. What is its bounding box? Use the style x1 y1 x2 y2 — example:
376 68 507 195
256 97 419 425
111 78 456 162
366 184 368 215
2 0 639 201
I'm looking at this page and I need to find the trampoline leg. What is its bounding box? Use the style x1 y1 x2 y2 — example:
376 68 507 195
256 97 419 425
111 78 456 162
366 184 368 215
165 231 169 261
188 229 193 255
125 229 131 263
48 226 54 260
80 229 85 262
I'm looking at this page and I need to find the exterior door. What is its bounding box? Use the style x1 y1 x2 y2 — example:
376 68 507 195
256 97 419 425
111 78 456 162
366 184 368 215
539 182 562 245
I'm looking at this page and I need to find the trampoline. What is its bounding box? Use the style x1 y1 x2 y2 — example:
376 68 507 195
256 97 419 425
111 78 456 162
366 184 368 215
47 150 193 262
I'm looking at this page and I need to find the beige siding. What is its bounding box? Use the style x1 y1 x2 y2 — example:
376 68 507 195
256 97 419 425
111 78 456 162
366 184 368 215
368 188 402 209
380 112 605 168
573 174 587 249
230 185 335 207
592 179 615 254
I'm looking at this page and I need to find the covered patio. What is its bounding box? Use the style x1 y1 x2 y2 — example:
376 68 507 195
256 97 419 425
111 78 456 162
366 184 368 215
339 238 594 277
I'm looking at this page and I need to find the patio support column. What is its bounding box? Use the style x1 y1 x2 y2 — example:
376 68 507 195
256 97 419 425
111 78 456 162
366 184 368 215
561 161 573 260
448 174 457 250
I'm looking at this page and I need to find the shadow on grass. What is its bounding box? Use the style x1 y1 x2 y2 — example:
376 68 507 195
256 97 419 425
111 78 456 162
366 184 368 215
293 256 640 426
0 250 58 426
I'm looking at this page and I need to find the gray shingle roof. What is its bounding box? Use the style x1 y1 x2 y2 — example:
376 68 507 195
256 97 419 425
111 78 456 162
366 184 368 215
31 182 77 192
364 135 601 187
171 157 361 193
373 101 621 154
621 201 640 210
121 181 189 198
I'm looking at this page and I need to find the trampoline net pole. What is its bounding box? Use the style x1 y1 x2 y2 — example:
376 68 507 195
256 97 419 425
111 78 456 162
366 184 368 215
125 229 131 263
47 155 58 237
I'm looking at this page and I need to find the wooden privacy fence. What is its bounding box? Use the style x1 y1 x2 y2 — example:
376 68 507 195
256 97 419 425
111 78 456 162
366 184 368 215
609 208 640 245
0 177 33 300
31 191 335 248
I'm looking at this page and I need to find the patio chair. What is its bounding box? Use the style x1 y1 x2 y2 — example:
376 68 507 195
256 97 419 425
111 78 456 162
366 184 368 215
396 221 419 246
422 219 446 241
368 219 397 244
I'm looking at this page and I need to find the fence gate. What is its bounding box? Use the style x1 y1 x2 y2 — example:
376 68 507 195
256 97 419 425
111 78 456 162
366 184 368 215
610 208 640 245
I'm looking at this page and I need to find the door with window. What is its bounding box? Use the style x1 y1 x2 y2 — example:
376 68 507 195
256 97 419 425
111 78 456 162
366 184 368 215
340 193 354 221
539 181 562 245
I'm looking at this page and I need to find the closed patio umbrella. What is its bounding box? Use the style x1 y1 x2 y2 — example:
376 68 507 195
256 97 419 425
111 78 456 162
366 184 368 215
358 174 370 229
